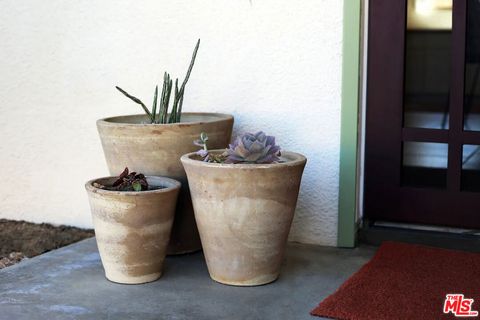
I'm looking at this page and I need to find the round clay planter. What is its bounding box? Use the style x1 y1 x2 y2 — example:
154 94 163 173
181 151 307 286
97 113 233 254
85 176 181 284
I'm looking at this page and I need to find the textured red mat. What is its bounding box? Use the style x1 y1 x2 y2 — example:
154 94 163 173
311 242 480 320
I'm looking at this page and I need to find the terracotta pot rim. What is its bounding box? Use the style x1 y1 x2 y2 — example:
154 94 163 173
85 175 181 196
97 112 233 128
181 150 307 169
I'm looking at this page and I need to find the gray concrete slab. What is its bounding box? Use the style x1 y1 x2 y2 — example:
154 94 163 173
0 238 376 320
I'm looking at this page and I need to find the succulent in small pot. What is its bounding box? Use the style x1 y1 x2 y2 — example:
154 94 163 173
93 167 149 191
97 39 234 254
181 132 307 286
85 168 181 284
225 131 281 164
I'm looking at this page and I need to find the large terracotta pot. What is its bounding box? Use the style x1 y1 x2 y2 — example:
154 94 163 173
181 151 307 286
85 176 181 284
97 113 234 254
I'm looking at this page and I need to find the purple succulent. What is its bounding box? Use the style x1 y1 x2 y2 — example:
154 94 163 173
225 131 281 164
111 167 149 191
194 132 211 161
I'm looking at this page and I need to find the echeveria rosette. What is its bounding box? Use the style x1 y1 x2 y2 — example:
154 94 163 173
225 131 281 164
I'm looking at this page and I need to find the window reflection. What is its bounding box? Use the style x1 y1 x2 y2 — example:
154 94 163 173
464 0 480 131
407 0 452 31
404 0 452 130
402 142 448 188
462 144 480 191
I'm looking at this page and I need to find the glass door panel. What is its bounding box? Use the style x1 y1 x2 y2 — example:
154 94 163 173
462 144 480 191
464 0 480 131
402 141 448 188
404 0 452 129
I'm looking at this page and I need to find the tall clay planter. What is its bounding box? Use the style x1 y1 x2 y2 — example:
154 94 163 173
97 113 233 254
181 151 307 286
85 176 181 284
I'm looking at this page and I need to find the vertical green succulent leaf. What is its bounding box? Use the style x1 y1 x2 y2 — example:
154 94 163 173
176 94 184 123
151 85 158 124
159 72 168 124
179 39 200 95
165 77 173 123
169 79 180 123
158 76 166 124
175 38 200 123
160 72 169 123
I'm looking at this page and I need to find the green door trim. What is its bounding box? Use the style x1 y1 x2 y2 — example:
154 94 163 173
337 0 362 247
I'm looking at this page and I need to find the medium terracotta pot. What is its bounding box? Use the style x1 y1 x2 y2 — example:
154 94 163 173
85 176 181 284
181 151 307 286
97 113 234 254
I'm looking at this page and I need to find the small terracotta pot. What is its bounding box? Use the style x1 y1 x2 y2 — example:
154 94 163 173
85 176 181 284
181 151 307 286
96 113 234 254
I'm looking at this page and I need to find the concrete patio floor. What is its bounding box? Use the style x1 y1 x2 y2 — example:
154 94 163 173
0 238 376 320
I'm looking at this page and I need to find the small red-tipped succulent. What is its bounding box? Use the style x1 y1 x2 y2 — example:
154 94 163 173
94 167 149 191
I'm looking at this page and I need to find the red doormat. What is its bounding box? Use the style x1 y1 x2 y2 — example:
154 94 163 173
311 242 480 319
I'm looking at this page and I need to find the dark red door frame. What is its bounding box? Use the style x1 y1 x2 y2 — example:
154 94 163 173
364 0 480 229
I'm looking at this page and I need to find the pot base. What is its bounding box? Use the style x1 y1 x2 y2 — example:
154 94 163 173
105 271 162 285
209 273 279 287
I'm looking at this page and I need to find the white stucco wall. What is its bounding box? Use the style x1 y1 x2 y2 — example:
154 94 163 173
0 0 343 246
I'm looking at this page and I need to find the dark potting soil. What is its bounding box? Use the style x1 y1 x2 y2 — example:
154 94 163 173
0 219 94 269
